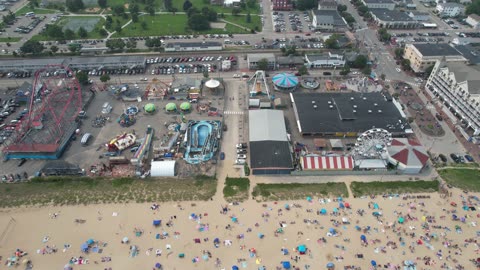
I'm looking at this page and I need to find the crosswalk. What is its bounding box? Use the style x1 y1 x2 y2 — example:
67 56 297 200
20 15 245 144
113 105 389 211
224 111 244 115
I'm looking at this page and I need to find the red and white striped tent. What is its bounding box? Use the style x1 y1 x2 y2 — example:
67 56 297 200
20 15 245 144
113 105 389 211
301 156 354 170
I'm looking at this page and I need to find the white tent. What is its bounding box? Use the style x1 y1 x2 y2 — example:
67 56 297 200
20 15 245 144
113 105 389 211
151 160 177 177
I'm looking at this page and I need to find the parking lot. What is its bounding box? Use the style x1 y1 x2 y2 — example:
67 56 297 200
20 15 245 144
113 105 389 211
146 55 238 75
272 11 311 33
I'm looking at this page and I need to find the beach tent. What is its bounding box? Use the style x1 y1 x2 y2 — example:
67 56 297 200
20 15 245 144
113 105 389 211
333 208 338 213
285 204 290 210
281 248 289 255
344 202 350 208
232 266 239 270
86 239 94 245
339 203 344 209
231 217 238 223
320 208 327 215
326 262 335 269
337 197 343 202
307 196 312 202
373 203 379 209
80 243 89 252
155 262 162 269
398 217 405 224
297 245 306 254
371 260 377 267
122 237 129 244
153 220 161 226
282 261 291 269
329 228 336 235
372 211 382 217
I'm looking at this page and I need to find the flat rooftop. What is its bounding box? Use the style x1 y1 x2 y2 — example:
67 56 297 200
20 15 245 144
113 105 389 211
370 9 414 22
292 92 409 135
412 43 462 57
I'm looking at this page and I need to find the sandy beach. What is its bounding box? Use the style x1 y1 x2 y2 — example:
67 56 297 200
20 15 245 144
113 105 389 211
1 187 479 270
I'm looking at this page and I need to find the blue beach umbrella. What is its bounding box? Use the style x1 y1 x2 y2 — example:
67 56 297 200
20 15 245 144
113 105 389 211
320 208 327 215
326 262 335 269
360 235 367 241
232 266 239 270
371 260 377 267
282 261 291 269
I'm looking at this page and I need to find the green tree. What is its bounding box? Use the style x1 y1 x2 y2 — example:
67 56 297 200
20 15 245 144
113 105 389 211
50 45 59 54
28 0 39 8
97 0 107 8
131 13 139 22
145 6 155 16
358 5 369 15
285 45 297 56
337 4 347 12
105 15 113 29
339 65 351 76
298 65 308 75
64 29 75 40
20 40 45 55
100 74 110 82
164 0 172 10
115 24 122 33
106 39 126 50
246 0 256 8
380 73 386 81
112 5 125 15
401 59 411 70
171 7 178 14
45 24 64 39
187 7 199 17
66 0 84 12
466 0 480 15
246 12 251 23
231 7 241 16
352 54 368 69
378 28 391 42
183 0 192 11
141 21 148 29
394 47 404 59
126 39 137 49
203 69 209 78
325 34 339 49
76 71 89 85
98 28 108 36
2 11 16 25
78 27 88 38
256 58 269 70
362 66 371 75
188 14 210 31
296 0 316 10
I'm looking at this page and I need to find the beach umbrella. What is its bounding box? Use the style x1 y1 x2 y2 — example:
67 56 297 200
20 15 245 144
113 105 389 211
258 233 264 239
320 208 327 215
333 208 338 213
398 217 405 224
306 196 312 202
153 220 161 226
86 238 94 245
355 225 361 231
232 266 239 270
155 262 162 269
122 237 129 243
64 264 73 270
339 202 345 209
326 262 335 269
337 197 343 202
373 203 379 209
214 238 220 244
371 260 377 267
297 245 306 254
285 204 290 209
329 228 336 234
344 202 350 208
80 243 89 252
231 217 238 222
360 235 367 242
282 261 291 269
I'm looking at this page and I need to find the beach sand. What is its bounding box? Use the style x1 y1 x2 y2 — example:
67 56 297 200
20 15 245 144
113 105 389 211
0 187 479 270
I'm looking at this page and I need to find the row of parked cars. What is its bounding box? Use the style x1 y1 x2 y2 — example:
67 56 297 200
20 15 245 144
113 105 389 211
146 55 236 65
4 72 32 78
235 143 248 165
86 68 145 76
150 64 216 75
1 171 29 183
437 153 474 163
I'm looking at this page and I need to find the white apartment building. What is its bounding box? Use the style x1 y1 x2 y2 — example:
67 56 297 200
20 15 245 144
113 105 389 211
436 2 465 17
361 0 396 10
426 61 480 136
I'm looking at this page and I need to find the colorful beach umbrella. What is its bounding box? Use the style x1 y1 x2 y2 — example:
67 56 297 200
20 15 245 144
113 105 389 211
272 73 299 89
398 217 405 224
326 262 335 269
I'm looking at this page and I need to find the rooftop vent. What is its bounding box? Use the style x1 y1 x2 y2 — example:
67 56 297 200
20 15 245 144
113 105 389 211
378 110 382 113
363 97 367 100
328 101 332 104
353 110 357 113
374 103 378 106
329 105 334 109
313 105 318 109
368 110 372 113
353 105 357 108
350 97 354 100
312 101 316 104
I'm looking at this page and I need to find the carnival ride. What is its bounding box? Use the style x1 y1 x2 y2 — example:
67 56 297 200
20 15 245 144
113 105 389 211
144 78 170 100
352 128 393 160
247 70 271 98
184 120 222 164
131 126 154 165
107 133 137 152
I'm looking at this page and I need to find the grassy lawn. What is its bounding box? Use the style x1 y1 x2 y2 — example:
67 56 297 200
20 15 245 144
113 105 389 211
252 183 348 201
170 0 260 14
350 180 439 197
222 14 261 31
223 177 250 202
15 6 58 16
0 175 216 208
0 37 22 42
439 168 480 192
115 14 251 37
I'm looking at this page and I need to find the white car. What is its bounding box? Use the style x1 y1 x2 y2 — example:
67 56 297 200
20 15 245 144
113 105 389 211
235 159 246 165
140 77 148 81
396 67 401 73
237 154 247 159
233 74 241 78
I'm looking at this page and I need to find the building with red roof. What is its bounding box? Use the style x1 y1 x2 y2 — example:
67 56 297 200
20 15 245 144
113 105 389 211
387 138 429 174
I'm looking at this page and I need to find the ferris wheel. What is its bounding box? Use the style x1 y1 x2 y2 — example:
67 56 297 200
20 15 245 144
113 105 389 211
352 128 393 159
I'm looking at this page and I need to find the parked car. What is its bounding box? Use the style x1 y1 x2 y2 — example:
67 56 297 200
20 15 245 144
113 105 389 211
237 154 247 159
236 143 247 149
435 113 443 121
450 153 460 163
220 152 225 160
235 159 246 165
464 154 474 162
438 154 447 163
17 158 26 167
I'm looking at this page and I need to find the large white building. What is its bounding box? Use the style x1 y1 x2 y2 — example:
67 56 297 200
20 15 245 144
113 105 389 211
426 61 480 136
436 2 465 17
361 0 396 10
466 14 480 29
305 52 345 68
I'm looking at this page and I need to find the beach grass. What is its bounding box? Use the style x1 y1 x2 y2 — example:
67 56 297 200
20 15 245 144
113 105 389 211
439 169 480 192
251 182 348 201
223 177 250 202
350 180 439 197
0 175 216 208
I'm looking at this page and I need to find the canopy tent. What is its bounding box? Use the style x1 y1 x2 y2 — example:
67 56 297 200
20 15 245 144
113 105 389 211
153 220 161 226
297 245 306 254
180 102 191 111
205 79 220 89
86 239 94 245
165 103 177 112
145 103 156 113
80 243 88 252
272 73 299 91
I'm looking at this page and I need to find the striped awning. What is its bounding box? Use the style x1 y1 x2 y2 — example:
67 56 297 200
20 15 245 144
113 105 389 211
301 156 354 170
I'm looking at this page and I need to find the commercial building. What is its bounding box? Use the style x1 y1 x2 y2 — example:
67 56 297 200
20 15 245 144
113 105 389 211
361 0 395 10
407 11 430 21
223 0 241 7
68 55 146 70
370 9 418 28
164 42 223 52
290 92 411 137
272 0 293 10
387 138 429 174
311 10 348 31
403 43 466 73
0 58 66 73
436 2 464 17
247 53 276 70
277 55 305 69
466 14 480 29
249 110 293 175
426 61 480 136
305 52 345 68
454 44 480 65
318 0 337 10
